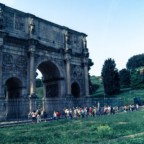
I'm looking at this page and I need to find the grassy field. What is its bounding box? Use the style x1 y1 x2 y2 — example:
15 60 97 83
1 110 144 144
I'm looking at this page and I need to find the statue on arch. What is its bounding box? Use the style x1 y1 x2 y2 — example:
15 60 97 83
29 18 35 35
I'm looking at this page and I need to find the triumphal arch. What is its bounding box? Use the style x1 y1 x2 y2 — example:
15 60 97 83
0 3 89 119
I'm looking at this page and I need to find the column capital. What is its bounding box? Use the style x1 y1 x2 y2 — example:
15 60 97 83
64 53 71 62
82 48 89 58
83 57 89 66
29 45 35 54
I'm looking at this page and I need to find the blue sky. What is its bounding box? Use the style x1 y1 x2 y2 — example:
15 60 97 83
1 0 144 76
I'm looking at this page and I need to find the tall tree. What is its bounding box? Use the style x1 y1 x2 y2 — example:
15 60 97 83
101 58 120 96
119 69 131 88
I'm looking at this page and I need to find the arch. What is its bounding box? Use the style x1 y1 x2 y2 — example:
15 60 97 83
35 59 65 78
5 77 22 99
71 82 80 97
37 60 64 98
5 77 22 119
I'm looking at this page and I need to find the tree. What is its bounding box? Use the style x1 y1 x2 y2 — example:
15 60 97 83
126 53 144 70
88 58 99 94
126 54 144 89
130 69 144 89
88 58 94 71
119 69 131 88
101 58 120 96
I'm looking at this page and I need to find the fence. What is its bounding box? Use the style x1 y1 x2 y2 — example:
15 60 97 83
0 97 123 122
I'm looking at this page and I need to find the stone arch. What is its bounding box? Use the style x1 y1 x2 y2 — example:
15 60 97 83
5 77 22 119
36 60 65 98
5 77 22 99
71 81 81 97
35 58 65 78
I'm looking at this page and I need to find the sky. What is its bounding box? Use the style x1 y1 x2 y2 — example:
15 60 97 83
1 0 144 76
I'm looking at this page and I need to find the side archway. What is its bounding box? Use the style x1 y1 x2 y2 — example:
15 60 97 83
71 82 80 97
5 77 22 119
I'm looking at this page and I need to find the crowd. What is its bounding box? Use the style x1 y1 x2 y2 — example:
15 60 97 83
28 109 47 123
28 103 139 123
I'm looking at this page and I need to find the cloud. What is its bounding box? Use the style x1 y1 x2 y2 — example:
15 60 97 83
0 0 15 6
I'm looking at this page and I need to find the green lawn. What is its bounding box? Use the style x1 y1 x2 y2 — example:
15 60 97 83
1 110 144 144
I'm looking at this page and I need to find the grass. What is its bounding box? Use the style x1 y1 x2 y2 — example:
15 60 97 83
1 110 144 144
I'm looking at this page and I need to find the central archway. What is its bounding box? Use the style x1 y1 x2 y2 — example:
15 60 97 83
37 61 63 98
5 77 22 119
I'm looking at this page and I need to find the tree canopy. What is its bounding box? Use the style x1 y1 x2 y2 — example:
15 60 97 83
101 58 120 96
126 53 144 70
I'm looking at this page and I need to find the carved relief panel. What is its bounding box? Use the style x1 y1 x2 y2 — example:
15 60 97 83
5 11 14 30
67 32 83 53
2 53 27 76
15 14 25 32
39 22 64 47
71 65 83 80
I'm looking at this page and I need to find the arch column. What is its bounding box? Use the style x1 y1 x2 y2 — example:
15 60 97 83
28 39 37 112
0 40 3 98
83 58 89 97
64 32 72 97
83 37 89 97
65 53 71 96
42 83 46 111
29 47 35 96
0 31 6 98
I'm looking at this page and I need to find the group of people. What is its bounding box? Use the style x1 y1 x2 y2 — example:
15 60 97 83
28 109 47 123
28 103 139 123
54 104 139 120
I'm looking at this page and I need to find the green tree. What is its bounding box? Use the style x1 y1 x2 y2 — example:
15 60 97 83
101 58 120 96
126 54 144 89
119 69 131 88
126 53 144 70
131 69 144 89
88 58 94 71
88 58 99 94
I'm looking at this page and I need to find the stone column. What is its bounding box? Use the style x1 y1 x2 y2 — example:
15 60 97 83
28 39 37 112
65 53 71 96
42 83 46 111
83 58 89 97
83 37 89 97
0 38 3 98
29 46 35 96
64 32 72 96
0 31 6 98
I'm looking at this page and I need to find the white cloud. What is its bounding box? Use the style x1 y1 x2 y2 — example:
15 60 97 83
0 0 15 6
